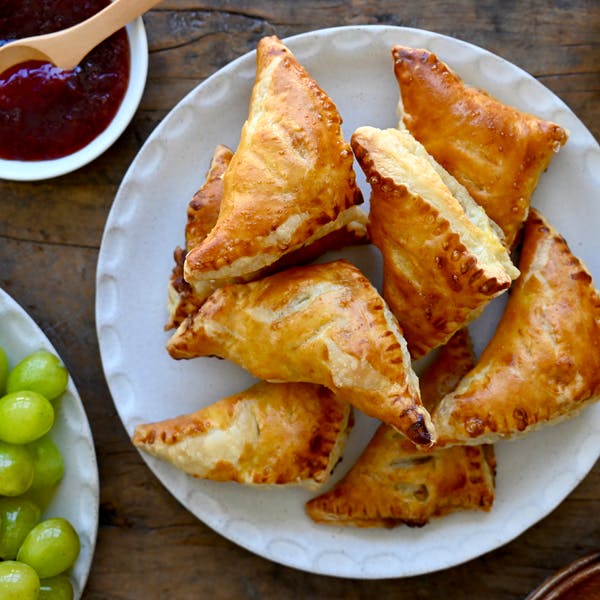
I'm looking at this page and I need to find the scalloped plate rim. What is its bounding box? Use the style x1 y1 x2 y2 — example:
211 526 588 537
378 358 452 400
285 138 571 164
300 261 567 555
96 25 600 579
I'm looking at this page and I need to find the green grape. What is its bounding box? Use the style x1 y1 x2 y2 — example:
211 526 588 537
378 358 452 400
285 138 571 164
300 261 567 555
28 435 65 491
39 575 74 600
0 390 54 444
0 498 41 559
0 346 8 395
0 441 34 496
17 517 81 579
6 349 68 401
0 560 40 599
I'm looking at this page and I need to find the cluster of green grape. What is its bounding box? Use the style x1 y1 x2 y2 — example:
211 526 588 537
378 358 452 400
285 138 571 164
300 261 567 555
0 348 81 600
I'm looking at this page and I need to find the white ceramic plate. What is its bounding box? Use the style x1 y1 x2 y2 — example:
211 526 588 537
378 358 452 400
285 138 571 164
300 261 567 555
0 288 99 597
96 25 600 578
0 15 148 182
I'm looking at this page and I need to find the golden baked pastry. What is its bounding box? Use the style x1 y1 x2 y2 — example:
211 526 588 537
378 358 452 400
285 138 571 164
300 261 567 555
132 381 352 489
392 45 568 249
352 126 519 359
183 35 364 294
306 329 495 527
186 144 233 252
167 259 435 448
419 328 478 415
434 209 600 445
167 145 234 330
166 142 369 330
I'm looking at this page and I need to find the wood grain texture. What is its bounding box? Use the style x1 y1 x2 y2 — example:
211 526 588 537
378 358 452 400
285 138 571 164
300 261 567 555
0 1 598 598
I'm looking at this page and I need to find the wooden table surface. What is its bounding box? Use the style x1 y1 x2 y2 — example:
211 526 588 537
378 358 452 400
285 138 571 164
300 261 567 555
1 1 599 598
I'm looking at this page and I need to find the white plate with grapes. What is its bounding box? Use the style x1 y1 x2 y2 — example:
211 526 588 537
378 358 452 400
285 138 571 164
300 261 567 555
0 287 99 599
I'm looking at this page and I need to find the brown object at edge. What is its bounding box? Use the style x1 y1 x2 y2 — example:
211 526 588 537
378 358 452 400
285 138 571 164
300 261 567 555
526 551 600 600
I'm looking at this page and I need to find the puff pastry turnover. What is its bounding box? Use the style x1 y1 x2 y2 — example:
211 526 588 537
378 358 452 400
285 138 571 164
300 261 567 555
352 126 519 359
132 381 352 489
167 259 435 448
434 209 600 445
306 329 495 527
392 46 568 249
183 35 364 294
166 144 368 329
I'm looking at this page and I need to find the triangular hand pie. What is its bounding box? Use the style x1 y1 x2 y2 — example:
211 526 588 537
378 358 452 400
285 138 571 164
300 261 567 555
392 46 568 249
132 381 352 489
306 329 496 527
352 126 519 359
183 35 364 294
167 259 435 448
434 209 600 445
166 143 368 329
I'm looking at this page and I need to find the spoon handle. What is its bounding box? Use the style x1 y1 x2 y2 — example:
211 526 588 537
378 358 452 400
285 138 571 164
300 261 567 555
4 0 161 71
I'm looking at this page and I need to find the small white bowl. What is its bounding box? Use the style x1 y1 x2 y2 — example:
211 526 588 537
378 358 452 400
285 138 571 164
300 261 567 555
0 16 148 182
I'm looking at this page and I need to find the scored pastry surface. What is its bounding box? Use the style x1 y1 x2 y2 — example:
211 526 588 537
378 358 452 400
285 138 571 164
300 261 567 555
133 381 352 489
183 35 364 293
306 329 496 527
168 259 435 448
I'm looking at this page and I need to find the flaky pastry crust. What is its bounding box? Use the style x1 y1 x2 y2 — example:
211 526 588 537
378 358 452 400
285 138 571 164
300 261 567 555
434 209 600 445
132 381 352 489
183 36 363 293
352 126 518 359
306 329 495 527
392 46 568 249
167 259 435 448
166 144 368 330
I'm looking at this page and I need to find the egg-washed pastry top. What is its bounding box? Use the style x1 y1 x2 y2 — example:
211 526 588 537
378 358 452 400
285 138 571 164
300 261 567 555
392 45 568 249
352 126 519 359
166 144 234 330
183 35 364 293
433 209 600 445
166 143 368 330
306 329 495 527
132 381 352 490
167 259 435 449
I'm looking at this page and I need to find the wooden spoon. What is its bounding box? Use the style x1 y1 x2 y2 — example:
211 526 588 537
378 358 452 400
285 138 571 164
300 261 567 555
0 0 161 75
